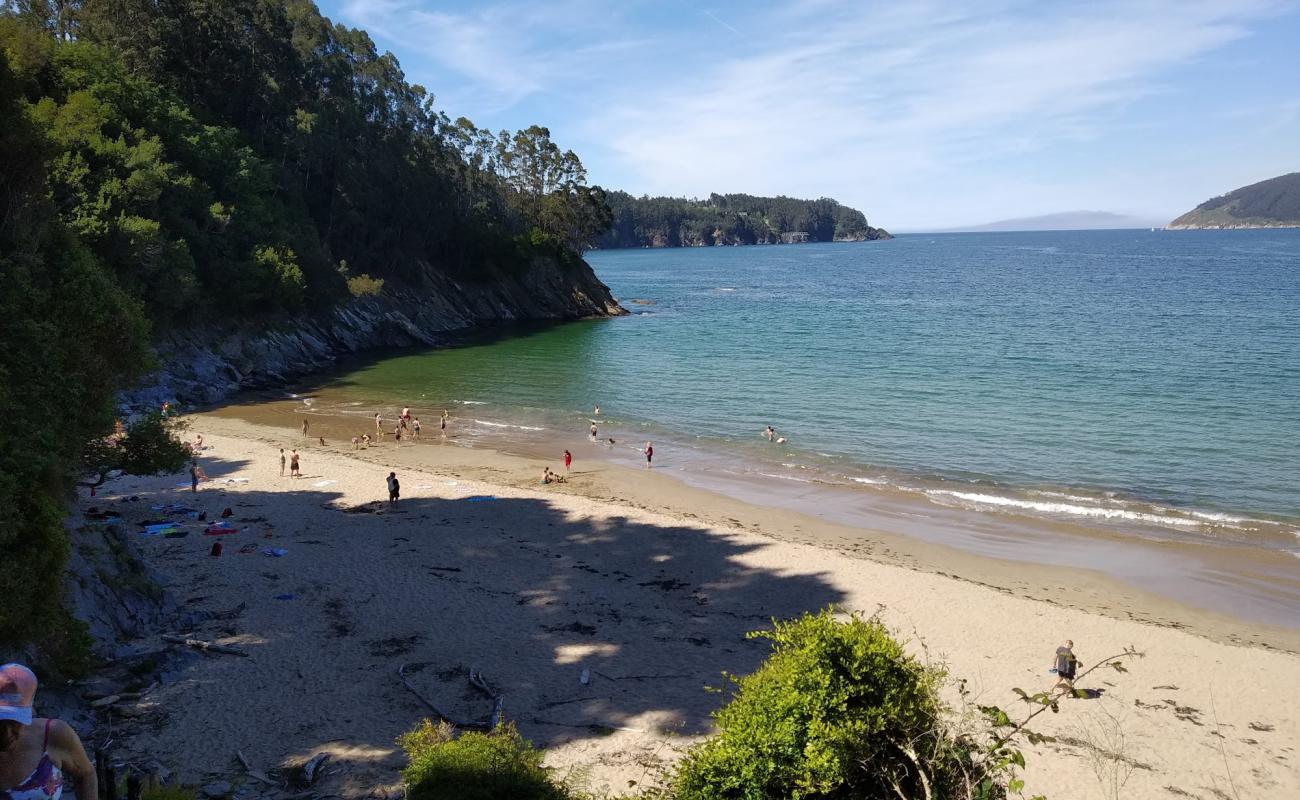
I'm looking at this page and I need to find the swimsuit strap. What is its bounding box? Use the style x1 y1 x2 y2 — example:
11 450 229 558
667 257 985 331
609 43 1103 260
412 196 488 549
42 719 51 751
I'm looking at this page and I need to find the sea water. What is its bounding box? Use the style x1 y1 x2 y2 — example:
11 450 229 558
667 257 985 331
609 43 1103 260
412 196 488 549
293 229 1300 557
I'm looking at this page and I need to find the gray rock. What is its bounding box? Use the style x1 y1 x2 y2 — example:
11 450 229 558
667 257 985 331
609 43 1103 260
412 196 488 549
120 255 625 409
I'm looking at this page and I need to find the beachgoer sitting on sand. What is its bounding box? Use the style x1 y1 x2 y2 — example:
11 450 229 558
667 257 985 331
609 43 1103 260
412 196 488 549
362 433 371 448
318 436 325 446
1053 639 1080 692
542 468 553 484
192 434 204 451
351 436 360 450
0 663 98 800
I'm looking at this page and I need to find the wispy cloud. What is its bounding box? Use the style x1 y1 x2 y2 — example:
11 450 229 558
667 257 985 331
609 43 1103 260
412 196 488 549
330 0 1298 227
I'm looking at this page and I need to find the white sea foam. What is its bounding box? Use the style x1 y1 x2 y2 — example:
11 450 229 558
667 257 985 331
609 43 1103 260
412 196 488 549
716 287 737 292
474 419 544 431
926 490 1205 527
850 476 887 485
458 400 488 405
757 472 814 483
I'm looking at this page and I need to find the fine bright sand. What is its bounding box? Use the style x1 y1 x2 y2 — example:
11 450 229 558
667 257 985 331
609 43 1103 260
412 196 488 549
88 415 1299 799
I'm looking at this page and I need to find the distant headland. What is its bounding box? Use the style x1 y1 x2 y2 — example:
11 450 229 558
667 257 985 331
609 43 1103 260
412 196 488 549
595 191 891 248
932 210 1166 233
1168 172 1300 229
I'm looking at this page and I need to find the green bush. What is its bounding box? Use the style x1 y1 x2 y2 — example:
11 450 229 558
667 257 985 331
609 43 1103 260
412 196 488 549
400 721 570 800
346 273 385 297
673 608 988 800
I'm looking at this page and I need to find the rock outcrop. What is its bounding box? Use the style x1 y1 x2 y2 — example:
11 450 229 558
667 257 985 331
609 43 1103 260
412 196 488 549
126 256 624 407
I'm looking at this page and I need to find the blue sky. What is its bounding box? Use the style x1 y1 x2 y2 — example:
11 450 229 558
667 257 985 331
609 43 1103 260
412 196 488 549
323 0 1300 229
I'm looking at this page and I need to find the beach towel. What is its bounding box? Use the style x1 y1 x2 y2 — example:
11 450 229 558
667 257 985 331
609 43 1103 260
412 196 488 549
163 530 190 539
204 527 240 536
261 548 288 557
465 495 497 502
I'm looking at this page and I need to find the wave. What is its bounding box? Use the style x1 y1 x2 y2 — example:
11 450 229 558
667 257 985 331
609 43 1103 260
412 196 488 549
757 472 815 484
849 476 887 485
458 400 488 405
925 489 1210 528
474 419 544 431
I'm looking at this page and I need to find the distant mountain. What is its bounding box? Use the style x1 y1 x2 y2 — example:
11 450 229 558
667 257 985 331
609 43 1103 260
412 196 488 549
1168 173 1300 229
596 192 890 248
944 211 1164 232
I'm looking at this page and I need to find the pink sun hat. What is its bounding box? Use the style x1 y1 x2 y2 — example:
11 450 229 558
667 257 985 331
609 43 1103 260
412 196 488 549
0 663 37 725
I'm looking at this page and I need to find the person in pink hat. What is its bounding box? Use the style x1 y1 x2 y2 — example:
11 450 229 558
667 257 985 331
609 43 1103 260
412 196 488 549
0 664 96 800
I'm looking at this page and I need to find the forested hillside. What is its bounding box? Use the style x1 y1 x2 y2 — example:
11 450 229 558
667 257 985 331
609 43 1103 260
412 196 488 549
0 0 614 662
598 191 890 248
1168 172 1300 229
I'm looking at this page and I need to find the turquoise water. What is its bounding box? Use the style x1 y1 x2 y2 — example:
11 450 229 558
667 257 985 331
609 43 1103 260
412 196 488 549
302 229 1300 553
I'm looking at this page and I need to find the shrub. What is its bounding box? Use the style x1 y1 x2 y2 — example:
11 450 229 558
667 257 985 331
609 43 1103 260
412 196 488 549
346 272 385 297
673 608 989 800
400 721 570 800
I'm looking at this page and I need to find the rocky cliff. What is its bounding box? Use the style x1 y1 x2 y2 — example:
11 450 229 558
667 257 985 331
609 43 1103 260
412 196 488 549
127 256 624 408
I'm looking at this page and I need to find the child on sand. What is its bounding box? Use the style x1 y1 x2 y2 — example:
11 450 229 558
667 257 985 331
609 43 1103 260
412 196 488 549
290 450 300 477
279 448 286 476
564 449 572 471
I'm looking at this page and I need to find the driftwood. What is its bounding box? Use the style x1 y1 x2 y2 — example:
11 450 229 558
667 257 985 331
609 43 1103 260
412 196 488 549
302 753 330 786
235 750 278 787
397 663 504 731
162 635 248 657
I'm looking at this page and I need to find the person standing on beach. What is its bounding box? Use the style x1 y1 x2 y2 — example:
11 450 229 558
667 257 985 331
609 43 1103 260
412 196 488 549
441 409 449 435
279 448 286 476
375 413 384 439
302 418 310 436
290 450 300 478
412 418 421 439
1053 640 1079 692
590 422 598 441
644 442 654 468
387 472 400 503
564 449 572 471
190 460 199 493
0 663 98 800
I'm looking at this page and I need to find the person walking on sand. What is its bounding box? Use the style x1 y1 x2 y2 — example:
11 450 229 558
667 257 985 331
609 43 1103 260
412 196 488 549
302 418 310 436
279 448 286 476
1053 640 1080 692
290 450 300 478
0 663 98 800
644 441 654 468
441 409 449 434
375 413 383 437
387 472 400 503
412 418 421 439
590 422 598 441
564 449 572 471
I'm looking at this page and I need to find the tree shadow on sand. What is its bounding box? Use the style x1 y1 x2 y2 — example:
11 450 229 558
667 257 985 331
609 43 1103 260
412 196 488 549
85 456 847 793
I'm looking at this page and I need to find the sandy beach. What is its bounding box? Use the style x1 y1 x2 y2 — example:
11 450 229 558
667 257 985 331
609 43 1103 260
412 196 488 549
83 413 1300 799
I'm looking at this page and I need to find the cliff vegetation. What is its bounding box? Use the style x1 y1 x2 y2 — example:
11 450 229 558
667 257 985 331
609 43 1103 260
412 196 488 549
0 0 617 662
598 191 890 248
1168 172 1300 229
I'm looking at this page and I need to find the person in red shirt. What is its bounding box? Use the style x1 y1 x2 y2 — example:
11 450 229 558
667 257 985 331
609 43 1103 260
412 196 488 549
563 450 572 471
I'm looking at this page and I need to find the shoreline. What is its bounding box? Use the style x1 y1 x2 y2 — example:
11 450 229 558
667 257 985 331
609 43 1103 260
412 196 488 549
209 399 1300 638
84 414 1300 797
